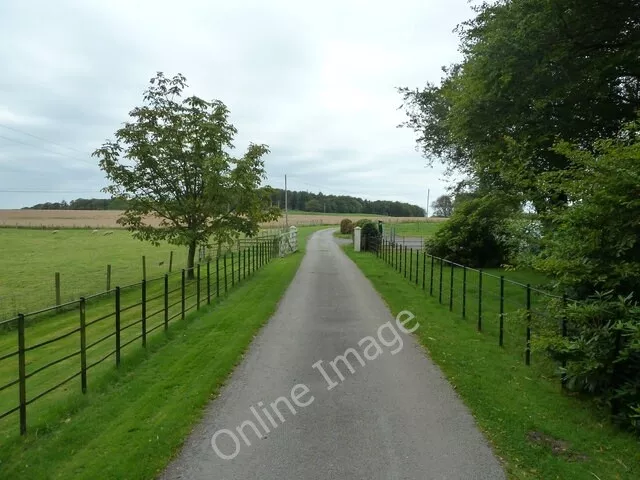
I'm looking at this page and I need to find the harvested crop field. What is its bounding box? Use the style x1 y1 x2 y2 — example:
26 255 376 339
0 209 445 229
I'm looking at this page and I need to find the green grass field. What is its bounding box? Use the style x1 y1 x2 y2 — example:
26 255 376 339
0 226 323 479
0 227 284 320
345 245 640 480
385 220 444 238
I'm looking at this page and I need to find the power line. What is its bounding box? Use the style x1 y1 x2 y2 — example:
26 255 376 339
0 123 88 155
0 133 97 167
0 189 105 194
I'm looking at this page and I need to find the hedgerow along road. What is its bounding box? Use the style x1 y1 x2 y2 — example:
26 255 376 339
161 229 505 479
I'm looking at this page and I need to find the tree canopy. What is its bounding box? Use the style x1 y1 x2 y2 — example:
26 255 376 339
400 0 640 211
430 195 453 217
92 72 279 276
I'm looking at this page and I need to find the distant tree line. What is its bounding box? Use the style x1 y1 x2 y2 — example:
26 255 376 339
267 188 425 217
23 198 130 210
25 191 425 217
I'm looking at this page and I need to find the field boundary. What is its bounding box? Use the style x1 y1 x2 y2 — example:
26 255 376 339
0 236 286 436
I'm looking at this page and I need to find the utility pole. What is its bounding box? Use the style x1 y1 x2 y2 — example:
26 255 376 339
426 188 430 219
285 174 288 227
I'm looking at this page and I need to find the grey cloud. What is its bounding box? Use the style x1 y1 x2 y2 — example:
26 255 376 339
0 0 475 209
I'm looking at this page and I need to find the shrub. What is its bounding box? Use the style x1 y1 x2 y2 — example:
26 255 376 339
340 218 354 234
534 292 640 434
426 194 519 268
354 218 372 229
361 221 380 239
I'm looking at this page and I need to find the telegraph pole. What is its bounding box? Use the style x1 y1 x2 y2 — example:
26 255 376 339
426 188 430 219
285 175 288 227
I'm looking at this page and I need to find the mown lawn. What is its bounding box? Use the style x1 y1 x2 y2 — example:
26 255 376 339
345 245 640 480
0 226 323 479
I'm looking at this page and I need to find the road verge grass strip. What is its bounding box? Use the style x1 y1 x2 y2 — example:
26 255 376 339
0 227 321 480
344 245 640 480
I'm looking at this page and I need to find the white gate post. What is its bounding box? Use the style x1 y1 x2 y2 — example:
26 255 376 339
354 227 362 252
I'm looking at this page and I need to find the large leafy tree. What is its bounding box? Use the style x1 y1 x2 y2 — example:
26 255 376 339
533 119 640 299
93 72 279 278
400 0 640 212
430 194 453 217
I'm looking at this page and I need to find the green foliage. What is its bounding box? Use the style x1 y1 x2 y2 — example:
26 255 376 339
92 72 280 276
534 292 640 433
360 220 381 252
266 189 425 216
339 218 354 235
354 218 372 229
430 195 453 217
533 121 640 299
24 198 130 210
399 0 640 212
361 221 380 239
426 194 519 268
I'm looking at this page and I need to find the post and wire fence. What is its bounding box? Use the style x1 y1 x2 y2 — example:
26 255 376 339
364 235 573 372
0 236 283 436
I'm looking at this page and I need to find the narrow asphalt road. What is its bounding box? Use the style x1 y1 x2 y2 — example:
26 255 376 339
160 229 505 480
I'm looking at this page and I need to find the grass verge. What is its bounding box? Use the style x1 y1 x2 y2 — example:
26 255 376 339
345 245 640 480
0 226 321 479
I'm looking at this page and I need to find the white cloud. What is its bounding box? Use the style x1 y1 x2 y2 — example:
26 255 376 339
0 0 476 210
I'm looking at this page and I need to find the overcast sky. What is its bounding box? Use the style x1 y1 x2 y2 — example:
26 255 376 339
0 0 476 211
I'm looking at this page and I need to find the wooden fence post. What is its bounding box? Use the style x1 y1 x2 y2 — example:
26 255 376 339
55 272 61 310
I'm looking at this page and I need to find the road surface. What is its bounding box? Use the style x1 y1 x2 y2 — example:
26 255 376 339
160 229 505 480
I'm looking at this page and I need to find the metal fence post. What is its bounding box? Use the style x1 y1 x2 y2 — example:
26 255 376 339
404 246 407 278
80 297 87 393
106 264 111 292
231 253 235 288
422 251 426 290
409 249 413 281
164 274 169 330
216 257 220 298
115 287 121 366
525 284 531 365
141 279 147 347
449 262 454 311
415 249 419 286
478 269 483 331
438 258 444 304
207 261 211 305
499 276 505 346
181 269 186 320
224 254 228 294
197 263 201 309
430 255 435 296
18 313 26 435
462 267 467 318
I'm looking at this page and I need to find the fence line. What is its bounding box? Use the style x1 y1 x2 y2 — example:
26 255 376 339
0 229 288 321
366 236 569 372
0 236 285 436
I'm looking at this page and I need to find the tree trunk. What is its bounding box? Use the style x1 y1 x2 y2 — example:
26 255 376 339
187 240 197 280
